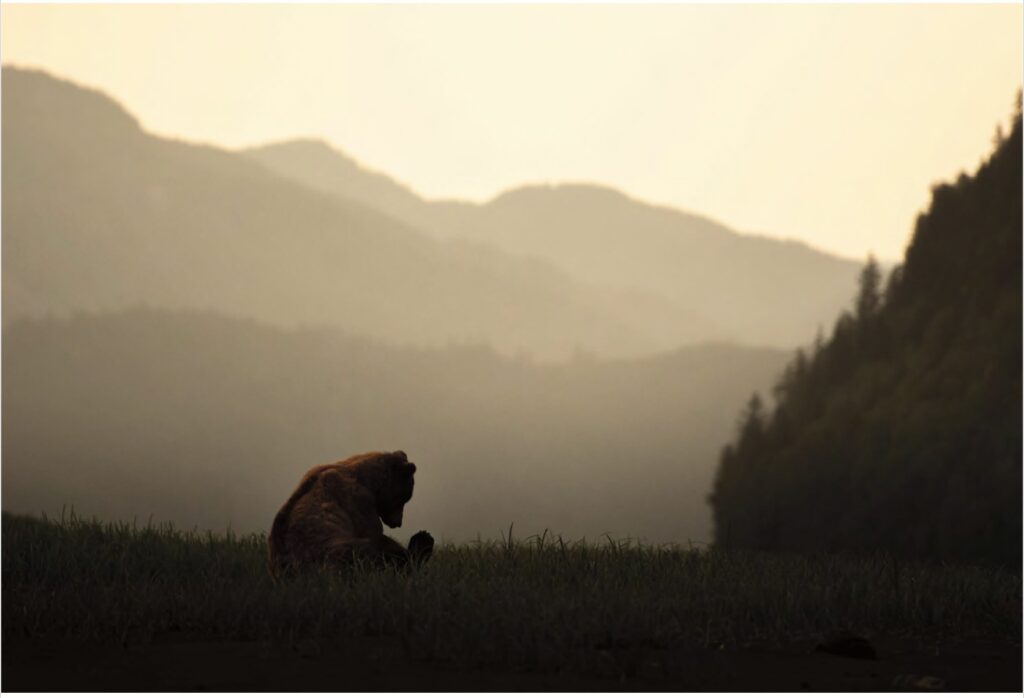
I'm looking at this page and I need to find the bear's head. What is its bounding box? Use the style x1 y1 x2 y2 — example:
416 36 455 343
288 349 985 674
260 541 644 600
376 450 417 528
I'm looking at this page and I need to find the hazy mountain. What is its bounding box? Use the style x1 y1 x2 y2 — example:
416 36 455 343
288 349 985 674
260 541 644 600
1 67 719 361
245 140 864 348
242 138 437 232
2 308 789 543
711 112 1022 566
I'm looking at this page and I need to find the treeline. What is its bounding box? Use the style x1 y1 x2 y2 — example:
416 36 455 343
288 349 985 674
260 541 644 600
711 107 1023 567
2 308 786 544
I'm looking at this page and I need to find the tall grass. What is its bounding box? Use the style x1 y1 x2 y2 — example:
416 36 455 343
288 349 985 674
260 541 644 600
3 513 1019 673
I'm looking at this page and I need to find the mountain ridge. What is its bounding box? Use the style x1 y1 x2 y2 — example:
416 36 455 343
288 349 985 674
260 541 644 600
246 137 862 265
244 137 864 348
2 66 721 361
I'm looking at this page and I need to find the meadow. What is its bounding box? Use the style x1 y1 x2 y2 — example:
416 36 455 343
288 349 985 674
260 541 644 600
3 511 1020 690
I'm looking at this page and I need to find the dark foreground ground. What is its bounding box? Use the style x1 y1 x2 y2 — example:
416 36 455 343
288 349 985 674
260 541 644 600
5 635 1021 691
3 513 1021 691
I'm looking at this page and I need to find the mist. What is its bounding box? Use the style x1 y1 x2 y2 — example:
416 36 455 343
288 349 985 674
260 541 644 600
0 66 1017 555
3 308 788 543
2 66 829 542
2 10 1021 688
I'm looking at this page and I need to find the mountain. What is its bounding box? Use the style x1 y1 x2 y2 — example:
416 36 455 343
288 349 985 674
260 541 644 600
241 138 435 232
1 67 718 361
710 111 1023 567
1 308 789 543
245 141 864 348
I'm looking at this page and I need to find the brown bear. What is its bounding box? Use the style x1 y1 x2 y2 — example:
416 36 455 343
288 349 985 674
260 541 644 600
267 450 433 571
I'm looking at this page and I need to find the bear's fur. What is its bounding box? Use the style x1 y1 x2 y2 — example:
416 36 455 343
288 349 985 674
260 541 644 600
267 451 433 571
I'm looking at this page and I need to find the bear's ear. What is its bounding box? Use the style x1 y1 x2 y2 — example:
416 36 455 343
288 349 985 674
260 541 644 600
394 460 416 475
394 450 408 461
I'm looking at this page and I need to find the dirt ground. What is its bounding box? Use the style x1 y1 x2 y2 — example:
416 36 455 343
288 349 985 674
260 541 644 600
3 635 1020 691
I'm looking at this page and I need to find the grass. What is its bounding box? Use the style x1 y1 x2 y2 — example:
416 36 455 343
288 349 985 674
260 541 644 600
3 512 1020 675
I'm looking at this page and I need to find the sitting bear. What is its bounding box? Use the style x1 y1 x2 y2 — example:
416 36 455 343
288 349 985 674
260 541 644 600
268 450 433 571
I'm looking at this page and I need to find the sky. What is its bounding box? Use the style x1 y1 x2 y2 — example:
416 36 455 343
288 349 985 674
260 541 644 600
2 4 1021 261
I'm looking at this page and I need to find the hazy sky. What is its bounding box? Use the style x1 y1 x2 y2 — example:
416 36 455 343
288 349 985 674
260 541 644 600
2 4 1020 260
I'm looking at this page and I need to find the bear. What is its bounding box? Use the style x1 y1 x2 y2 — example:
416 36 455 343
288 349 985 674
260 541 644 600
267 450 433 572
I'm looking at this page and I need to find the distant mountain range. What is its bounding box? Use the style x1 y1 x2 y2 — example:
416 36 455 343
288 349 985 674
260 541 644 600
2 67 718 361
245 140 864 348
0 66 862 362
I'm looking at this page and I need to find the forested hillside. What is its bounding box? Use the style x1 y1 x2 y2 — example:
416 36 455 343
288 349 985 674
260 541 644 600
711 110 1023 567
2 309 787 543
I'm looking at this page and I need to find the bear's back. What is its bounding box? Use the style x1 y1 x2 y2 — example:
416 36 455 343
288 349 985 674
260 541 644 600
268 457 384 568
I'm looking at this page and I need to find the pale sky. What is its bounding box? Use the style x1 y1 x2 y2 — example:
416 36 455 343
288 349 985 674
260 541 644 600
2 4 1021 261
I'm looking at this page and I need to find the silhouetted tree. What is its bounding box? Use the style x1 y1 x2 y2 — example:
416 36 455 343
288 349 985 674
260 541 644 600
737 393 766 449
855 255 882 320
